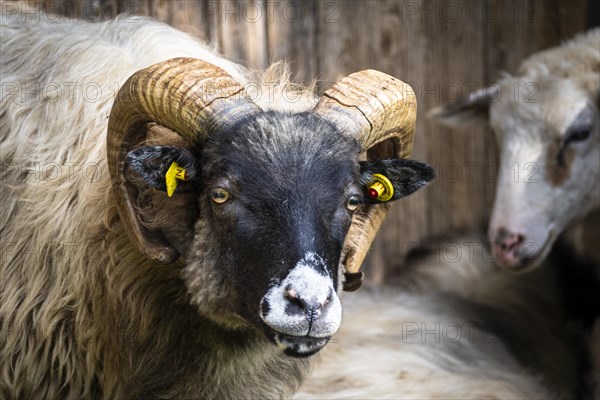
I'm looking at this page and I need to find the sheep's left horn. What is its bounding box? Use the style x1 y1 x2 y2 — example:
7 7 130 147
107 58 259 264
313 70 416 291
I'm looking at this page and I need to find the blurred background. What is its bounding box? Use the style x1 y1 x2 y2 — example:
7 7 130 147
26 0 600 283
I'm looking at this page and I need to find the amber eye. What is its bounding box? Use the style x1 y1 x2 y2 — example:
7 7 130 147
210 188 230 204
346 195 361 211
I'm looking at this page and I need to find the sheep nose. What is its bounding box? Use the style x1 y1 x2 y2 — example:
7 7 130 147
494 228 525 267
496 228 524 250
284 284 331 321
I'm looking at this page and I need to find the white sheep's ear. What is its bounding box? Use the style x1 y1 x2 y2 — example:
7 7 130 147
427 85 499 128
125 146 201 194
359 159 435 204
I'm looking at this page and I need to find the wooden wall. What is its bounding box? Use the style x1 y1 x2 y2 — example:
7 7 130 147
23 0 596 282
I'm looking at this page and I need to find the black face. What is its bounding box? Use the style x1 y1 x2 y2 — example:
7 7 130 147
203 113 358 354
126 111 434 356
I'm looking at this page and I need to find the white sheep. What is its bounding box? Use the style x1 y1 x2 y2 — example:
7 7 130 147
429 28 599 271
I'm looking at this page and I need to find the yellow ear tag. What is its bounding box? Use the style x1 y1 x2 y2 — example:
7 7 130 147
368 173 394 202
165 162 187 197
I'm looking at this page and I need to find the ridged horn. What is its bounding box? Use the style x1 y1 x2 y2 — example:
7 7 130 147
107 58 259 264
313 70 416 290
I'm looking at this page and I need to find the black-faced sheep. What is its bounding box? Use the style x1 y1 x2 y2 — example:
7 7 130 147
0 8 433 399
429 28 599 271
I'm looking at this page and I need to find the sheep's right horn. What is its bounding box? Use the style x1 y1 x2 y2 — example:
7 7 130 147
107 58 259 264
313 70 416 291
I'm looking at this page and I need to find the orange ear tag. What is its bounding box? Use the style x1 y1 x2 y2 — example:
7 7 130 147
368 173 394 202
165 162 187 197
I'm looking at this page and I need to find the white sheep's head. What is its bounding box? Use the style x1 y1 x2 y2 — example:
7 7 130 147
429 74 599 272
107 59 434 357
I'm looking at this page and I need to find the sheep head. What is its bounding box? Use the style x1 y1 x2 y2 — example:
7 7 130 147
107 58 433 356
429 74 599 271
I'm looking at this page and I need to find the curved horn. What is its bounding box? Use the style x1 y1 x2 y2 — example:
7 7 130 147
107 58 259 264
313 70 416 290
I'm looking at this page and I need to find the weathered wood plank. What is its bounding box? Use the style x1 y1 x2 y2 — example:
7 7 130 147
265 0 319 84
316 0 373 88
424 0 490 245
166 0 210 40
216 0 269 68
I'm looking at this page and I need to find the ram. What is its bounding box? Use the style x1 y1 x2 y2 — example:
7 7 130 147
429 28 599 271
0 8 434 399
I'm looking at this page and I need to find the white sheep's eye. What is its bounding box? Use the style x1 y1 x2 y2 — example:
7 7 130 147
566 127 591 143
346 195 361 211
210 188 230 204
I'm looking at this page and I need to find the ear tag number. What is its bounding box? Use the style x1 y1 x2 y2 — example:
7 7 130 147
368 173 394 202
165 162 187 197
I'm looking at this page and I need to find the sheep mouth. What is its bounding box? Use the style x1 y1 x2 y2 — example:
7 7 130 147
264 329 330 357
274 333 330 357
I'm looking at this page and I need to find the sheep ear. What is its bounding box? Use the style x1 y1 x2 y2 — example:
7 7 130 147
125 146 200 193
427 85 499 128
359 159 435 203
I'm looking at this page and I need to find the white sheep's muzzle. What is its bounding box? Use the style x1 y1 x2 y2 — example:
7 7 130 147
259 253 342 356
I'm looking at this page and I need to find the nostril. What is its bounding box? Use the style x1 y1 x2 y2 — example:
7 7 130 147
497 230 525 251
284 285 329 320
284 286 305 311
284 285 298 301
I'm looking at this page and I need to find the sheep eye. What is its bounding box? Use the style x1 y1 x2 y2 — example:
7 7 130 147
346 195 361 212
566 127 591 143
210 188 230 204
